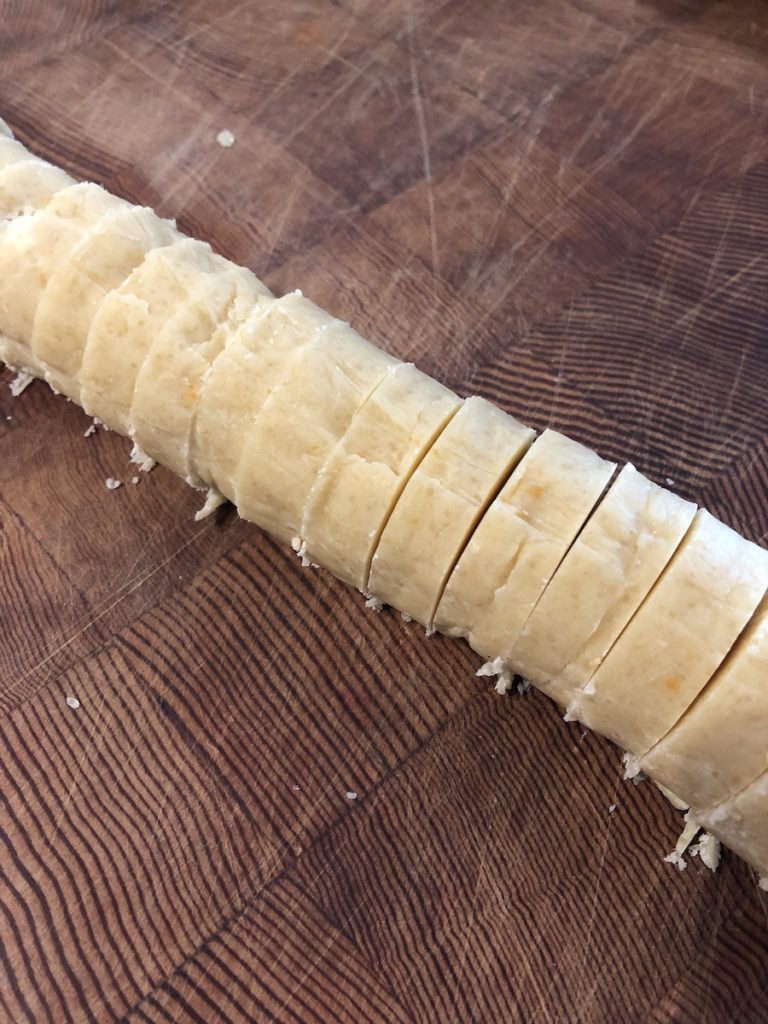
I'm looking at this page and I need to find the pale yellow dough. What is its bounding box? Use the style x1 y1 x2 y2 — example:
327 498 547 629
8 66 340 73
697 772 768 878
1 159 74 221
367 397 534 625
82 238 225 432
236 322 397 544
0 135 41 166
32 205 182 400
434 429 616 659
512 464 696 705
301 362 461 590
194 291 335 500
0 183 121 349
571 509 768 754
131 260 271 481
642 599 768 809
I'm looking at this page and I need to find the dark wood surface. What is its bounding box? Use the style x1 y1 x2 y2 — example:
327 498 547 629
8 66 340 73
1 2 767 1021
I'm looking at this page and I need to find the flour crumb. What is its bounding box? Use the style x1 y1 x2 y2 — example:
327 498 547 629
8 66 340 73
477 656 513 695
5 415 11 422
130 442 156 472
291 784 300 792
84 421 97 437
691 833 721 872
131 476 140 485
9 370 33 396
666 477 675 486
105 477 122 490
291 535 316 568
194 486 226 522
66 696 80 709
345 790 358 801
608 803 616 815
216 128 235 148
622 752 643 781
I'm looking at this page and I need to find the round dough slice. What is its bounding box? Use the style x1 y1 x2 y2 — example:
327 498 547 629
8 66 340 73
193 291 335 500
32 205 183 400
300 362 461 591
130 260 271 481
0 134 37 167
641 598 768 809
434 429 616 660
512 464 697 705
569 509 768 755
235 322 397 545
81 238 222 432
0 182 121 349
697 772 768 880
0 159 75 221
367 396 534 626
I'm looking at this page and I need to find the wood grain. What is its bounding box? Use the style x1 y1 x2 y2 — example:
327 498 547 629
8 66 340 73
1 1 767 1021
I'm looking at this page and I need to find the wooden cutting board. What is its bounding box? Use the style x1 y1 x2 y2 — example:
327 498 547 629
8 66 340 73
1 1 767 1021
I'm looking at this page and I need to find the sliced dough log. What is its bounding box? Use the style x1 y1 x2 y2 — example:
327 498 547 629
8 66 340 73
194 292 336 500
82 238 222 432
642 598 768 809
367 397 534 625
512 464 697 706
570 510 768 755
236 321 397 545
32 205 183 400
131 259 272 481
697 772 768 879
434 429 616 659
301 362 461 590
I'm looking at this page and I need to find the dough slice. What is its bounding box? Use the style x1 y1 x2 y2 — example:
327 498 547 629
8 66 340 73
367 397 534 625
512 464 697 705
0 182 121 348
300 362 461 590
641 598 768 808
0 135 37 167
32 205 182 400
0 159 74 221
194 291 334 500
434 429 616 659
697 772 768 879
236 322 397 545
81 238 222 432
570 509 768 755
130 259 271 481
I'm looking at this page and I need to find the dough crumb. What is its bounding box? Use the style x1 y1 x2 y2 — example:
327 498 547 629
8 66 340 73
622 752 643 780
9 370 33 396
216 128 235 148
66 695 80 709
291 535 316 568
130 442 156 473
666 477 675 486
365 596 384 612
105 477 122 490
194 486 226 522
345 791 358 801
401 611 412 622
608 803 617 815
131 476 140 485
691 833 721 872
477 656 514 695
759 876 768 892
84 421 97 437
517 677 532 696
664 813 701 872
